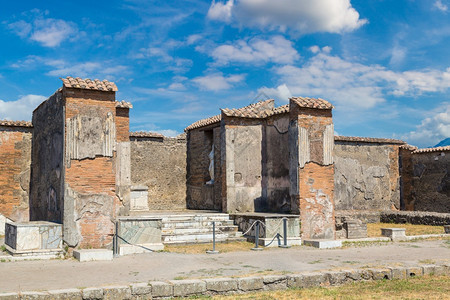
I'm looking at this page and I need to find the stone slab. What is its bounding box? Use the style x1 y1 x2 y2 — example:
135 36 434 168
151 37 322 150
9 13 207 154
73 249 113 262
170 279 206 297
303 239 342 249
149 281 173 298
204 277 237 293
381 228 406 241
4 221 62 253
119 243 164 256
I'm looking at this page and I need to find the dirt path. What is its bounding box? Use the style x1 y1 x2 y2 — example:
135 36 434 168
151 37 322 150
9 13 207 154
0 239 449 293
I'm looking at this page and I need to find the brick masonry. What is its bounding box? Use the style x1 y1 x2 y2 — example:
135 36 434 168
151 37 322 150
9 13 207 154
0 126 32 222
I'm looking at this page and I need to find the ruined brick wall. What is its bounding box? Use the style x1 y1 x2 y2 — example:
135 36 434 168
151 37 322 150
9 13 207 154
290 104 335 239
63 88 119 248
30 91 65 223
334 141 401 211
0 124 32 222
402 149 449 213
131 136 187 210
264 114 290 213
115 107 129 143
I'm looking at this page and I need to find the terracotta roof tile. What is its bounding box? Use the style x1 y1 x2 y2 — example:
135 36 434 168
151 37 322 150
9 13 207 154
413 146 450 154
221 99 275 118
61 76 118 92
115 100 133 109
0 120 33 128
335 136 406 144
399 144 418 151
185 114 222 131
290 97 333 110
129 131 164 138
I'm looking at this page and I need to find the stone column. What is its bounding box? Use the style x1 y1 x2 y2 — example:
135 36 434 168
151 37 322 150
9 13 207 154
289 97 335 240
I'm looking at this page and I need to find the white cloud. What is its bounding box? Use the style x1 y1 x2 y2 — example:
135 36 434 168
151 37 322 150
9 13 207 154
402 103 450 147
257 84 292 102
208 0 234 22
8 13 78 47
211 35 299 65
263 48 450 109
0 95 47 121
434 0 448 12
192 73 245 91
207 0 367 34
134 45 193 73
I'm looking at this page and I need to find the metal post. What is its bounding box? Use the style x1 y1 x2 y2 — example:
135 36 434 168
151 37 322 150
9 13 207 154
279 218 291 248
207 221 219 254
113 221 119 257
251 221 263 251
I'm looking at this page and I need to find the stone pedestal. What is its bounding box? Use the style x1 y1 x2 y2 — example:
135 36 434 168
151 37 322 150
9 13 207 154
381 228 406 241
345 219 367 239
5 221 62 256
130 186 149 211
117 217 163 255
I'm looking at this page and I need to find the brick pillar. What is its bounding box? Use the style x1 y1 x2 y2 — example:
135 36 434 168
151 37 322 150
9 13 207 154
289 97 335 240
61 77 122 249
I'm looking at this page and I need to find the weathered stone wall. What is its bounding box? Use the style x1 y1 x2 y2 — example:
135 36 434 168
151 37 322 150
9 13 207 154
186 126 218 210
131 136 187 211
264 114 290 213
30 91 65 223
63 88 119 248
401 149 449 213
334 141 401 211
224 122 263 213
0 124 32 222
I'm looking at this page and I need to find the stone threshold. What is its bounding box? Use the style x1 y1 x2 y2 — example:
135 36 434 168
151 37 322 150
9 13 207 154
0 263 448 299
341 233 449 243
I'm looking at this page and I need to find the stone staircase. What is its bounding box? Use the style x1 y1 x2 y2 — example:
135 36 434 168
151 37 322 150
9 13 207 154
158 213 244 244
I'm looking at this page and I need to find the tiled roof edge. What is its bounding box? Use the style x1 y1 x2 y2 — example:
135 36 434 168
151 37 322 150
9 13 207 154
0 120 33 128
335 136 406 144
412 145 450 154
61 76 118 92
115 100 133 109
129 131 164 138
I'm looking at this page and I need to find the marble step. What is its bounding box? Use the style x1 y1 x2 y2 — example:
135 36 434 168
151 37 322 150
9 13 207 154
162 226 238 235
162 232 244 243
161 220 235 228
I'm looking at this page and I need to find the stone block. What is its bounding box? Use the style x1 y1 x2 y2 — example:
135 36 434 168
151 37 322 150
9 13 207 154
433 265 447 276
325 271 348 285
5 221 62 253
343 269 371 281
82 287 103 299
204 277 238 293
0 292 20 300
345 219 367 239
388 267 408 279
47 289 82 300
170 279 206 297
368 268 391 280
130 282 151 296
73 249 113 262
444 225 450 234
381 228 406 241
149 282 173 298
406 266 423 277
102 286 131 300
118 218 162 250
303 239 342 249
421 264 437 275
262 275 287 291
288 272 327 288
119 243 164 256
20 291 50 299
238 276 264 291
130 186 149 211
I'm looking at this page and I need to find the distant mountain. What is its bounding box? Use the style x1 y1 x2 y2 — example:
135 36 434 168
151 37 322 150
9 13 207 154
434 138 450 147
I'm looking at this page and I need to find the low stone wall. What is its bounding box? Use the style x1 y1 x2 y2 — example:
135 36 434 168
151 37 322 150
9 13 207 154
1 263 448 299
381 211 450 226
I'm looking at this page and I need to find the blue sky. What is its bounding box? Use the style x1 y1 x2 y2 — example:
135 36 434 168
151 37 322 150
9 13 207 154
0 0 449 147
